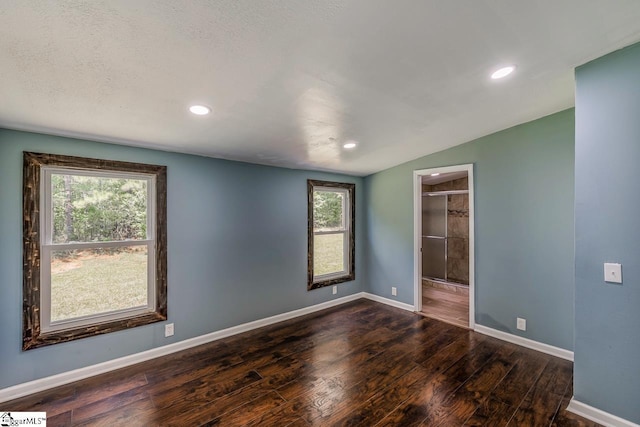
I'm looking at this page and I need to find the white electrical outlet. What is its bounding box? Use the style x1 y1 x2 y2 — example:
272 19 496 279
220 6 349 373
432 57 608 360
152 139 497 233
516 318 526 331
391 287 397 296
332 286 337 295
604 263 622 284
165 323 174 337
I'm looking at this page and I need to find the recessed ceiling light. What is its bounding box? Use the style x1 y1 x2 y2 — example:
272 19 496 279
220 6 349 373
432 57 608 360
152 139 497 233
189 105 211 115
491 65 516 80
343 141 357 149
430 173 440 177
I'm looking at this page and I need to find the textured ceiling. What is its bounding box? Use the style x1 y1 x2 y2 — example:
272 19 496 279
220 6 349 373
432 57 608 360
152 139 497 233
2 1 640 176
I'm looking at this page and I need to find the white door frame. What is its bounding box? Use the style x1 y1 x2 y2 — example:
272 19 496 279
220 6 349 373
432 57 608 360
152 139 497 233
413 164 475 329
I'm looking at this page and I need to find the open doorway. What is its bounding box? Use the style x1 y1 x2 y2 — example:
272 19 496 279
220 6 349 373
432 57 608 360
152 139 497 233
413 165 475 329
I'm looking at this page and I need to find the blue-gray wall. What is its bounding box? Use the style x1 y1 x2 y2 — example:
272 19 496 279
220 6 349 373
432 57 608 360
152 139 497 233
0 110 578 393
574 43 640 423
364 109 575 350
0 129 364 389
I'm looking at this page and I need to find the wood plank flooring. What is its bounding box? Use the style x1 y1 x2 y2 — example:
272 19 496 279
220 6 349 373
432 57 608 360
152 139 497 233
4 300 600 426
422 282 470 328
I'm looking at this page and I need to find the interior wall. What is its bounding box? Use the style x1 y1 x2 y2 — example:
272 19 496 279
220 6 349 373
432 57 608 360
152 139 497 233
364 109 575 350
0 129 364 390
574 42 640 423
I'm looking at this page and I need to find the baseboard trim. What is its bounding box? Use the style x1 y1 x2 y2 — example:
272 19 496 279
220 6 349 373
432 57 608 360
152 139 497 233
567 398 640 427
361 292 415 312
1 293 572 404
474 324 574 361
0 292 363 403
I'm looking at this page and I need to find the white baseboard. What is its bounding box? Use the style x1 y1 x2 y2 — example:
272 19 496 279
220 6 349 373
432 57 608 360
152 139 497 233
362 292 415 312
4 293 573 404
474 324 574 361
567 398 640 427
0 292 363 403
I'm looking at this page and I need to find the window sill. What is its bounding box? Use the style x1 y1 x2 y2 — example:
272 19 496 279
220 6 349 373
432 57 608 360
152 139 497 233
308 272 355 291
23 311 166 351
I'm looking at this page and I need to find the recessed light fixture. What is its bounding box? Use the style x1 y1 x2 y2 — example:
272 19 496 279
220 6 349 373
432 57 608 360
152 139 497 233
189 105 211 115
491 65 516 80
430 173 440 177
343 141 357 149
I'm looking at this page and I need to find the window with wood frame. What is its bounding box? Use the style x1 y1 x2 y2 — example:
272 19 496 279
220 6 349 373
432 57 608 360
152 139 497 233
23 152 167 350
307 180 355 290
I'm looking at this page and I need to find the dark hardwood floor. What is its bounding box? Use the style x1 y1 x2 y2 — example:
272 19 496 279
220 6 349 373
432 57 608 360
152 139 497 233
5 300 600 426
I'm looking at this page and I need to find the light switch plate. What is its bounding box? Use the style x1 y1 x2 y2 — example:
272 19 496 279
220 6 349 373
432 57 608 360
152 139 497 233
604 263 622 284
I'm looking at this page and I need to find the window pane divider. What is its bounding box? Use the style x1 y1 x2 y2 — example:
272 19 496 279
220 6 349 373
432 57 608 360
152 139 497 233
313 230 347 236
43 240 153 250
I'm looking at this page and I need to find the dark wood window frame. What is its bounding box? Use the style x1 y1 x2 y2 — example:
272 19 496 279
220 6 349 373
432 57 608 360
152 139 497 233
23 152 168 350
307 180 355 290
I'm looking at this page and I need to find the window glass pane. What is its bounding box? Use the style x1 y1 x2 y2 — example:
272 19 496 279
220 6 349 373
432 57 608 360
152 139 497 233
50 246 148 322
51 174 148 243
314 233 345 276
313 190 344 231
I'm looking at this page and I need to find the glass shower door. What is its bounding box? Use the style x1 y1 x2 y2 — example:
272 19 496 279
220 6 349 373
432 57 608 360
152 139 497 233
422 194 447 280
